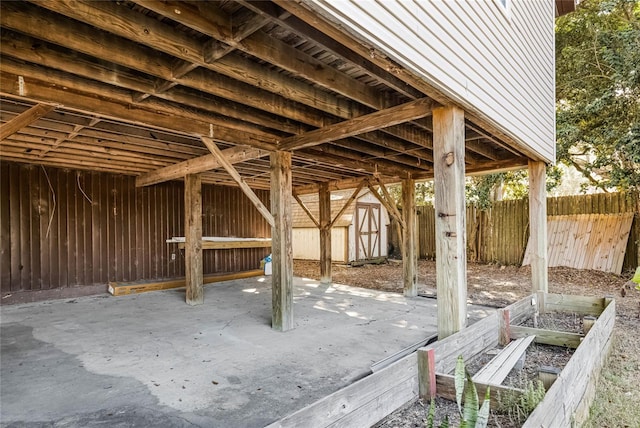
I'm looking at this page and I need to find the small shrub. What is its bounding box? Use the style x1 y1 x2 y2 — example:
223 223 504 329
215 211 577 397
498 378 546 424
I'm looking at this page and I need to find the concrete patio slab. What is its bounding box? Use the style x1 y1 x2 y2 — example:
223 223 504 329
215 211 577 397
1 277 492 427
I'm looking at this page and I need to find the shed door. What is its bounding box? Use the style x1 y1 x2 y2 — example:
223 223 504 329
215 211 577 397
356 202 381 260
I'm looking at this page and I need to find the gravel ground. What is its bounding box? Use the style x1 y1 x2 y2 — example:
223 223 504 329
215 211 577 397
293 259 640 427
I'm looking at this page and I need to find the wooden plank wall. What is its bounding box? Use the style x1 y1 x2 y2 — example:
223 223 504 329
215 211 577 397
0 161 271 297
391 192 639 270
522 213 634 274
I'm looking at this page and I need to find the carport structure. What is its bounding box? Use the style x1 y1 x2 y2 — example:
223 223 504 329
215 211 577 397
0 1 554 337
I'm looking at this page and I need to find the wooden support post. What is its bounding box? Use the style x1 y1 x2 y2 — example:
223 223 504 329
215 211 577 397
271 151 294 331
498 308 511 346
184 174 203 305
433 106 467 339
319 182 332 284
418 348 436 400
529 160 548 293
402 177 417 297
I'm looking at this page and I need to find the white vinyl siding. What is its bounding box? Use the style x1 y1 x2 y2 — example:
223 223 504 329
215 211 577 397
307 0 556 163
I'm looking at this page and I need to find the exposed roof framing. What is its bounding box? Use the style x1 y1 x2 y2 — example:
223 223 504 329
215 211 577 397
1 0 530 194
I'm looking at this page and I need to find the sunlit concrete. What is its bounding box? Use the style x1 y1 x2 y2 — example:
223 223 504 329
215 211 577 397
1 277 492 427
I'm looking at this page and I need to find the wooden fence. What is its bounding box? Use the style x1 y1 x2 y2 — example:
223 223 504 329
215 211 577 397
390 192 639 271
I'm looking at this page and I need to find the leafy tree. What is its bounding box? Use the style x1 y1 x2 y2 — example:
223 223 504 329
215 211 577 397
555 0 640 194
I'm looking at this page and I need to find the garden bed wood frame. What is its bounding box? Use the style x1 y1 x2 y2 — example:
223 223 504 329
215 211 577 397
266 292 614 428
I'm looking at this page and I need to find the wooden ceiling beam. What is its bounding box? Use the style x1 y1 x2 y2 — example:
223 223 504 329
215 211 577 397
274 0 535 160
135 145 270 187
32 0 356 120
0 32 299 136
134 0 385 110
279 98 434 151
0 104 55 141
2 5 434 161
237 0 424 100
0 7 322 130
0 61 278 150
293 175 392 196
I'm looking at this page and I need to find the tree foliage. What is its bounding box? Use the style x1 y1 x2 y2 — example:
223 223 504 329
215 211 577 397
555 0 640 193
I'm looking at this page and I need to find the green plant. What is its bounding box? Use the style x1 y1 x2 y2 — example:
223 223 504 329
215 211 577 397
498 378 546 424
425 398 449 428
455 355 491 428
424 356 490 428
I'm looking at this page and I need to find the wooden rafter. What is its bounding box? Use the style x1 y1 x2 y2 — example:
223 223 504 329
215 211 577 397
279 98 434 151
292 192 320 229
328 179 366 229
201 137 274 227
0 104 55 141
135 145 269 187
39 118 100 158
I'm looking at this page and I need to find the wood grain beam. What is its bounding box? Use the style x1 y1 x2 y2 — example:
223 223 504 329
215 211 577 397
135 145 269 187
133 0 384 110
185 173 204 305
201 137 274 226
318 182 332 284
32 0 355 120
292 192 320 229
3 4 436 163
402 177 418 296
237 0 424 100
0 104 55 141
279 98 434 151
270 151 294 331
328 180 366 229
0 61 278 150
528 160 548 293
433 106 467 339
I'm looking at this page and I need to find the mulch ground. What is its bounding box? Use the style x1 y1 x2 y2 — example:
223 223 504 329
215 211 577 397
293 259 640 427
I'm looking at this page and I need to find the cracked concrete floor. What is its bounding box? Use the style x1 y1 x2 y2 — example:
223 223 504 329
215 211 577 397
1 276 492 427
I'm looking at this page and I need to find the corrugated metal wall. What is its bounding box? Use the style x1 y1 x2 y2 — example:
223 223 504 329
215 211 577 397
0 162 271 294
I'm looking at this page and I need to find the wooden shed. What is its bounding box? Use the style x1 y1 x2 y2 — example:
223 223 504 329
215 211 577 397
292 189 390 263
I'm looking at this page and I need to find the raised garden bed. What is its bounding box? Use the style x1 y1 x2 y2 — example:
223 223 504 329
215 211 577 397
266 292 615 427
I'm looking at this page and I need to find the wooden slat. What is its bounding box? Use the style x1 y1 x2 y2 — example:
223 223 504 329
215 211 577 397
523 300 616 427
108 269 264 296
0 104 55 141
435 374 524 408
266 353 418 428
473 335 535 385
523 212 634 274
510 325 583 348
175 240 271 250
544 293 605 316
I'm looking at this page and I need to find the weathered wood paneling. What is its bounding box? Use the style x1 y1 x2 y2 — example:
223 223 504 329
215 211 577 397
392 192 638 271
307 0 555 162
0 161 271 299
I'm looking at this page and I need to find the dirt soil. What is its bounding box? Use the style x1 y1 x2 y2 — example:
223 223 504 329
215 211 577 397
293 259 640 427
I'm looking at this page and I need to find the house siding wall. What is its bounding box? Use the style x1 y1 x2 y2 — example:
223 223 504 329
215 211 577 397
307 0 556 162
0 162 271 298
